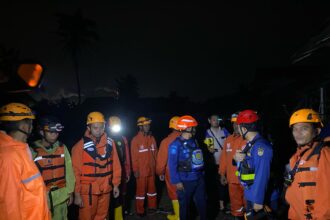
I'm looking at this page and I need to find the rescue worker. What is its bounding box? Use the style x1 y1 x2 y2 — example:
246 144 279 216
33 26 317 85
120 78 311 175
204 114 230 211
156 116 181 220
0 103 50 219
168 115 207 220
233 110 273 218
107 116 131 220
219 113 246 219
131 116 158 217
72 111 121 220
285 109 330 219
30 115 75 220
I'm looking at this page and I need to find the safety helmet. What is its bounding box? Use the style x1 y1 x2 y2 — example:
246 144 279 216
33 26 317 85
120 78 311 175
108 116 122 133
137 116 152 126
39 115 64 132
231 113 239 122
289 109 323 127
0 103 35 121
86 112 105 125
169 116 180 129
108 116 121 126
176 115 198 131
236 110 259 125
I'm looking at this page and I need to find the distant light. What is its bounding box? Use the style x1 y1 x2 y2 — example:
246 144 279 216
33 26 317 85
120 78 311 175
111 125 121 133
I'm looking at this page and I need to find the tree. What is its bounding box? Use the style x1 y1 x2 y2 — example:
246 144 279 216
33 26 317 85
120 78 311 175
55 9 99 104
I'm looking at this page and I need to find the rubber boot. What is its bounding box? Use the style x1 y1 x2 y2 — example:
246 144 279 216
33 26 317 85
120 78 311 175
167 200 179 220
114 206 123 220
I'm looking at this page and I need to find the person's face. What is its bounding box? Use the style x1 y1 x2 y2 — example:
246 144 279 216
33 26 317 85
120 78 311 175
88 122 105 138
292 122 319 146
209 116 220 128
41 130 59 144
184 126 196 138
142 124 150 133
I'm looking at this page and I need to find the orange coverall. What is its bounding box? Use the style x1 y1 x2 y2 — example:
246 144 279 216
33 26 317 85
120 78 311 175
219 134 246 216
131 131 158 214
72 131 121 220
0 131 51 220
286 140 330 220
156 130 181 200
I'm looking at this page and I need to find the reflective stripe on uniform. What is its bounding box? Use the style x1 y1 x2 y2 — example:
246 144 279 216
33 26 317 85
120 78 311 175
139 149 149 153
147 193 157 197
136 196 145 200
83 142 94 149
22 173 41 184
240 174 255 181
34 156 43 161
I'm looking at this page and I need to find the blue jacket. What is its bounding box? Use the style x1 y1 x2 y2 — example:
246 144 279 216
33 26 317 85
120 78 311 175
241 134 273 205
168 136 204 184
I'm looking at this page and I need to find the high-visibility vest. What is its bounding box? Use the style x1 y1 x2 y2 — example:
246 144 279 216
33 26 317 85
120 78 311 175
34 144 66 190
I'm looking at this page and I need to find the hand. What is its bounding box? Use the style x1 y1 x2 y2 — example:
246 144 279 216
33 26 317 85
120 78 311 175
159 175 165 181
74 193 84 208
126 175 130 183
113 186 120 198
176 182 184 191
67 193 74 206
234 150 245 162
208 147 216 153
253 203 263 212
220 175 228 186
134 171 139 178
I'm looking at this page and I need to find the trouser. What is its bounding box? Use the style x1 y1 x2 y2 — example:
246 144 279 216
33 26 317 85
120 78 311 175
165 171 177 200
177 177 207 220
228 183 245 216
79 193 110 220
109 170 128 220
135 175 157 214
52 202 68 220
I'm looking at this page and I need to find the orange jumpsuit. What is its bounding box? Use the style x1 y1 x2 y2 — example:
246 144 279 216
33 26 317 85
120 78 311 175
131 131 158 214
219 134 246 217
156 130 181 200
285 140 330 220
72 131 121 220
0 131 51 220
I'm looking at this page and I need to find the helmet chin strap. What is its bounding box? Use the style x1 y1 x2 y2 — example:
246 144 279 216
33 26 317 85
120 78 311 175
17 128 31 137
239 126 248 140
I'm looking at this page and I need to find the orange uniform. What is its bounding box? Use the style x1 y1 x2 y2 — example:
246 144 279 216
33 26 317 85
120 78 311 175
219 134 246 216
0 131 51 220
72 131 121 220
156 130 181 200
131 131 158 214
286 141 330 220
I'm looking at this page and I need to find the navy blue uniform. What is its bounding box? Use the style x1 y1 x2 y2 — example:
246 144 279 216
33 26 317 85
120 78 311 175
237 134 273 217
168 136 207 220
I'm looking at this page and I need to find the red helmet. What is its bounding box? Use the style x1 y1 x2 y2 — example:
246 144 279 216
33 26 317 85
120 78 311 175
236 110 259 125
177 115 198 131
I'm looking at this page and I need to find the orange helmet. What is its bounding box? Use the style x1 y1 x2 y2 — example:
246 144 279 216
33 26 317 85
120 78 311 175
231 113 239 122
169 116 180 129
177 115 198 131
86 112 105 125
289 109 323 127
137 116 152 126
0 103 35 121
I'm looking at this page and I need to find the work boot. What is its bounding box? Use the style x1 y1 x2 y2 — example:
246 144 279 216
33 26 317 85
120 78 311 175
114 206 123 220
167 200 179 220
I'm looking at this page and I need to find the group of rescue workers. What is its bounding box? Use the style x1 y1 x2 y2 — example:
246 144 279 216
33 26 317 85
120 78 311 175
0 102 329 220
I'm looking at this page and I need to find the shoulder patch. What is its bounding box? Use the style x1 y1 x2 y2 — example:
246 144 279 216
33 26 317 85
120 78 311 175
257 147 264 156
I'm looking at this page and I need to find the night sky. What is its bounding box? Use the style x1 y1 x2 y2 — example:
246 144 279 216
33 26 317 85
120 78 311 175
1 1 330 101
